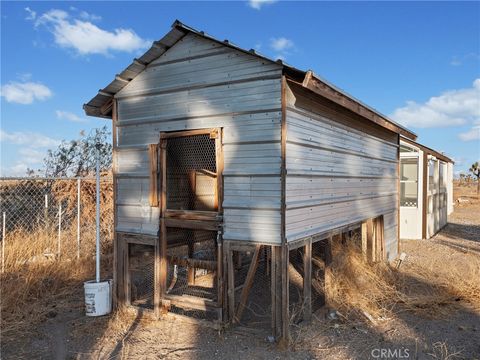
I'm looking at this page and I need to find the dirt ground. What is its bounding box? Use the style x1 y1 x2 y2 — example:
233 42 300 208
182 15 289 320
2 184 479 360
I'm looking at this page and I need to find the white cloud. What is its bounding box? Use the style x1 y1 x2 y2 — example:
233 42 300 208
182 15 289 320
450 52 480 67
450 57 462 66
270 37 294 52
56 110 87 123
78 10 102 22
269 37 295 60
18 148 47 164
458 126 480 142
390 79 480 128
0 81 52 104
33 9 150 56
0 130 60 148
24 7 36 20
248 0 277 10
1 148 47 176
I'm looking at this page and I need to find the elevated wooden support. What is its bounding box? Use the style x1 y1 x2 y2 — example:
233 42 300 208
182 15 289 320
303 239 312 322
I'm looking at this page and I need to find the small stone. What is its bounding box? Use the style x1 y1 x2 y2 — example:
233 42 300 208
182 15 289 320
266 335 275 343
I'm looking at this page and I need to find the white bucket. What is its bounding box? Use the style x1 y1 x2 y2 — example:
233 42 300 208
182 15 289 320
84 279 112 316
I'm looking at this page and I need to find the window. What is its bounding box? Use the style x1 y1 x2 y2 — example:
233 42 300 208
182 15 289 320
439 162 446 189
428 160 436 192
400 144 419 154
400 157 418 207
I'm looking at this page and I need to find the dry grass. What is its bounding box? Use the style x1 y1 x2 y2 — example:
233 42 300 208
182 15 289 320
326 237 480 322
0 178 113 341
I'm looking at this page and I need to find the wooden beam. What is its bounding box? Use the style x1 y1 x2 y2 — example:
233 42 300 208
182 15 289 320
167 255 217 271
271 246 282 340
361 221 367 261
154 228 161 318
281 76 287 247
324 237 333 309
133 58 147 67
217 237 224 323
118 232 156 246
112 99 119 308
98 90 114 97
164 294 220 312
226 243 235 322
164 218 220 231
215 128 224 214
234 245 262 323
100 99 113 116
148 144 159 207
376 216 385 261
280 245 290 346
164 209 220 221
161 128 215 139
366 219 374 263
422 152 428 239
303 239 312 322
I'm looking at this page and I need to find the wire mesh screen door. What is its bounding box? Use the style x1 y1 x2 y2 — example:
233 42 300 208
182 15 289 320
159 129 223 321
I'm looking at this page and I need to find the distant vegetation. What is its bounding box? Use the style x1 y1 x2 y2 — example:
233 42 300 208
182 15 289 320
26 126 112 178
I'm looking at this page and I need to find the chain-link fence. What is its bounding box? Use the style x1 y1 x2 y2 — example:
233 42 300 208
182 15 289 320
0 177 113 271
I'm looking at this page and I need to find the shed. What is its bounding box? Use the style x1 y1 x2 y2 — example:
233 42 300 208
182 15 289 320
399 138 454 240
84 20 417 342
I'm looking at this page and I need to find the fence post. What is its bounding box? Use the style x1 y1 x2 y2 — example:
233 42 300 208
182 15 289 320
57 204 62 258
2 212 5 273
77 178 81 259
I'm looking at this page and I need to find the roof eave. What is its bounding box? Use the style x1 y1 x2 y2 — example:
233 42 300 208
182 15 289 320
400 137 454 163
300 71 417 141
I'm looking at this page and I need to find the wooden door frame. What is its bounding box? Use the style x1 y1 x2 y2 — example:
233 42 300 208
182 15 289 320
155 128 224 317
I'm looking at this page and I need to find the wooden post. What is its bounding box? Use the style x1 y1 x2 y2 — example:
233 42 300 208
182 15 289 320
154 229 161 318
216 233 223 323
124 239 131 306
112 99 119 309
303 238 312 322
376 216 385 261
187 240 195 285
324 237 333 308
366 219 374 263
222 238 228 322
280 245 290 346
361 221 367 261
226 243 235 322
271 246 283 340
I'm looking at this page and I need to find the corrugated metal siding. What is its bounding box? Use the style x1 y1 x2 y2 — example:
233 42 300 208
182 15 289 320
285 85 399 260
114 33 283 243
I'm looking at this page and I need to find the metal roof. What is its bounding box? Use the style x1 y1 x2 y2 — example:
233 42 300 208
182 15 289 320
400 137 454 163
83 19 416 140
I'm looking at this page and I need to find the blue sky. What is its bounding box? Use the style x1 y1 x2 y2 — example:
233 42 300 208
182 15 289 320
1 1 479 176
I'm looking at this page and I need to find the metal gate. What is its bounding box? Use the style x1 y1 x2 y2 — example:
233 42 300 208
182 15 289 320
159 129 223 321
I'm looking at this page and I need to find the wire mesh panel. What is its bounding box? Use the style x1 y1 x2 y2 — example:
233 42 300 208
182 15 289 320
0 177 113 267
231 246 272 335
165 228 218 300
311 241 327 313
288 248 305 326
166 134 217 211
129 243 154 309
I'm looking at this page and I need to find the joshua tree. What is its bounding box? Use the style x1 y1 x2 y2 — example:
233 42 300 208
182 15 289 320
469 161 480 195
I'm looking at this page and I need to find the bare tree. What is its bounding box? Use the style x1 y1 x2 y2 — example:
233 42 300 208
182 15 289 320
43 126 112 177
469 161 480 195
